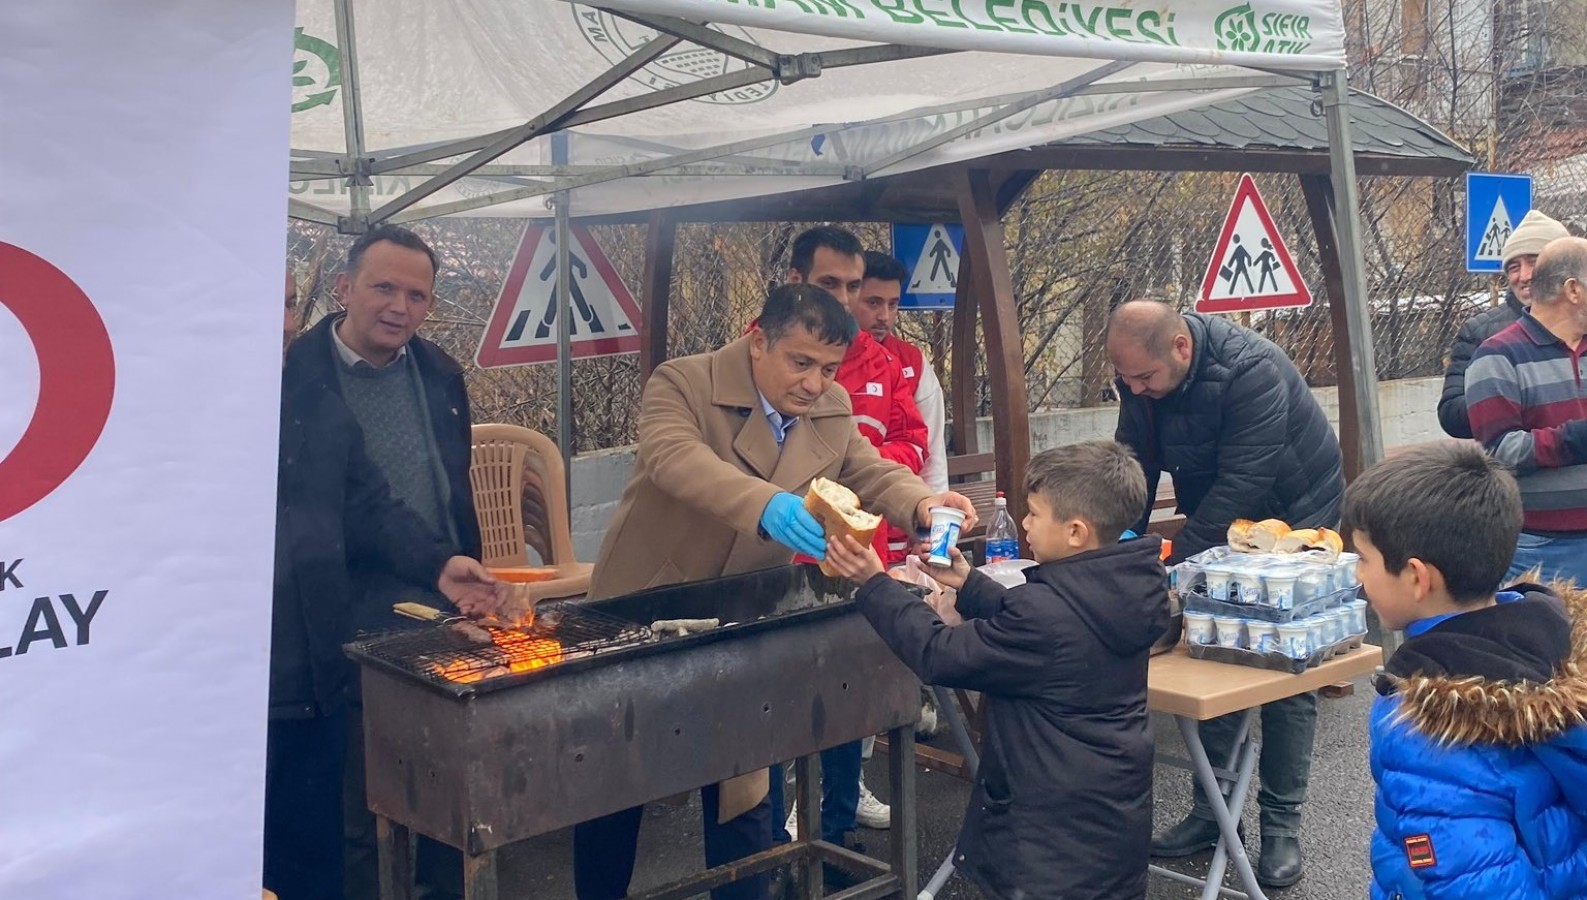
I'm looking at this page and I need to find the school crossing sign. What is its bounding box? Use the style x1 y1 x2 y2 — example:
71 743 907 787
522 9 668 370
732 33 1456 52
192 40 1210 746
1196 173 1312 314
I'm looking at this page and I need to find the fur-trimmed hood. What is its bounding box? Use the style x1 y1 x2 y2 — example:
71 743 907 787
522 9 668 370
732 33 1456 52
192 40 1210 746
1376 582 1587 748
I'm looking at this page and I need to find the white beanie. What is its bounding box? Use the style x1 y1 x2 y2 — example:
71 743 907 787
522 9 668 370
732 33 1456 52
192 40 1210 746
1502 210 1570 265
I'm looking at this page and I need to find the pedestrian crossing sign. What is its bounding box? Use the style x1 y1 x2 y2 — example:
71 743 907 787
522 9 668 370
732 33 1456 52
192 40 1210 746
891 223 964 310
1465 172 1533 273
1196 174 1313 314
476 223 641 368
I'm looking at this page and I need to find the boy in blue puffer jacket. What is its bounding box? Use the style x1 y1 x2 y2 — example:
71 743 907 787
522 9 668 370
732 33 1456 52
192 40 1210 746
1340 442 1587 900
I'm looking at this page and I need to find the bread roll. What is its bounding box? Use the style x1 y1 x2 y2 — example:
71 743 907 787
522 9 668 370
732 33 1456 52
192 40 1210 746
805 477 883 576
1227 517 1291 552
1274 527 1344 560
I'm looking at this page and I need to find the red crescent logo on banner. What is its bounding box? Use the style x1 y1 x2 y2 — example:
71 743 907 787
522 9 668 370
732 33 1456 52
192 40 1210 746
0 242 116 522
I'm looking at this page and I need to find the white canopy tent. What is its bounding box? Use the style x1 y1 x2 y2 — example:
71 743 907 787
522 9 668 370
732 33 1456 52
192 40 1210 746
288 0 1383 481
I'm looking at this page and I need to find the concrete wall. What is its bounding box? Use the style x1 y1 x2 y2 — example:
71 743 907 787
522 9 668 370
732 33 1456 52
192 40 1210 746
566 376 1446 560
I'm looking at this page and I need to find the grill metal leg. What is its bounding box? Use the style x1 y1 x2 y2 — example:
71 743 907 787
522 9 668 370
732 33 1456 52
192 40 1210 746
888 725 919 899
374 815 416 900
794 754 824 899
462 851 499 900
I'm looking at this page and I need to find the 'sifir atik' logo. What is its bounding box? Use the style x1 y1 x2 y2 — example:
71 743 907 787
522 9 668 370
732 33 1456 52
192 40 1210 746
0 243 115 522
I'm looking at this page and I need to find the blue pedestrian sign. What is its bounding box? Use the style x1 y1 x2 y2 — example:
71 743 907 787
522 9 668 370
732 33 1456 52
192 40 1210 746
891 223 965 310
1466 173 1533 273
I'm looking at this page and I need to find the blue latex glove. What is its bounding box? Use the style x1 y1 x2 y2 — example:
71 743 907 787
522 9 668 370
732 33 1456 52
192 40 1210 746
760 492 828 559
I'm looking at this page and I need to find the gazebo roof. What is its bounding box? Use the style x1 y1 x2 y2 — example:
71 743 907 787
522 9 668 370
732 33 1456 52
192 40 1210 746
573 86 1474 224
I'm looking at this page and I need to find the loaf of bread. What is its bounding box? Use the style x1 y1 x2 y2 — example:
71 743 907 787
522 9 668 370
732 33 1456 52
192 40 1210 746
1274 527 1345 560
1226 518 1291 552
804 477 883 576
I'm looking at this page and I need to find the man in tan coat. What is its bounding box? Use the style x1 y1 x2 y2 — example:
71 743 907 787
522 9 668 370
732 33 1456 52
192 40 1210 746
574 284 976 900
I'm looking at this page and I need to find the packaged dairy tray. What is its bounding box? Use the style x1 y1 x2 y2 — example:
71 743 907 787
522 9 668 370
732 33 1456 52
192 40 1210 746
1187 634 1367 674
1174 545 1360 620
1182 597 1369 673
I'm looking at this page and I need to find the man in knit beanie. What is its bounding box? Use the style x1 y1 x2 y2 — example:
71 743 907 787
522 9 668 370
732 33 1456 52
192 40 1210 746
1438 209 1571 438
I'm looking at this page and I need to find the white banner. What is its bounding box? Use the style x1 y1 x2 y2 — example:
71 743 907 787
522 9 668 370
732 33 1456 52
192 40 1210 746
289 0 1341 220
577 0 1346 70
0 2 292 897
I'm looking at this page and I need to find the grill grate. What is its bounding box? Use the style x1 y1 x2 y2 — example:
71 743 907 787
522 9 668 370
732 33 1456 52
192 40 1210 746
349 604 650 688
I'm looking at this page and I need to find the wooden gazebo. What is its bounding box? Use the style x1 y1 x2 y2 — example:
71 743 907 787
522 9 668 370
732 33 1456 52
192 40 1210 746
616 85 1475 533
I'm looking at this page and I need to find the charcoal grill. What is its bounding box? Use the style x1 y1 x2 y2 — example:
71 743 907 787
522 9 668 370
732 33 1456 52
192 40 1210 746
346 564 923 900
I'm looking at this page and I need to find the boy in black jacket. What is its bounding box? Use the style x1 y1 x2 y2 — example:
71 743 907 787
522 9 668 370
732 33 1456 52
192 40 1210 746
824 440 1171 900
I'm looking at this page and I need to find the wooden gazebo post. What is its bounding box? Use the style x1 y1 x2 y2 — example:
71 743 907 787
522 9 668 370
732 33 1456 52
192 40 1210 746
955 168 1033 532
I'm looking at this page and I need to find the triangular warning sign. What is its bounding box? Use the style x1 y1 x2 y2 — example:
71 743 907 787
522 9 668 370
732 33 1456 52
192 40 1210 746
476 224 641 368
907 223 960 294
1196 174 1313 314
1474 194 1512 262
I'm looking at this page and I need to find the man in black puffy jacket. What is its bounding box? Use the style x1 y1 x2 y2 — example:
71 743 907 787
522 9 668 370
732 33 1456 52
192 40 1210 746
1108 300 1343 889
1437 209 1570 438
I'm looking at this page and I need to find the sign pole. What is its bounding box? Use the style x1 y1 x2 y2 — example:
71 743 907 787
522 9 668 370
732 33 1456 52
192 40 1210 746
553 133 575 499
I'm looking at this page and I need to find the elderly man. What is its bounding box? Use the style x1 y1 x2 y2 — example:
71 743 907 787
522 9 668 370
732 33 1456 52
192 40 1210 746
284 225 486 899
1467 235 1587 587
1108 300 1342 888
573 283 975 900
268 270 501 900
1440 210 1571 438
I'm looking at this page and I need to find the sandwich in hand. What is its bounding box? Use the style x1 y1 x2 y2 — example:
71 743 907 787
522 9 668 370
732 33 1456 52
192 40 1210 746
804 477 883 577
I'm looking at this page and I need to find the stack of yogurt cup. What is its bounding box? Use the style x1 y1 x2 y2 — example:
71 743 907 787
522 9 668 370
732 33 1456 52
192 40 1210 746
1176 546 1368 668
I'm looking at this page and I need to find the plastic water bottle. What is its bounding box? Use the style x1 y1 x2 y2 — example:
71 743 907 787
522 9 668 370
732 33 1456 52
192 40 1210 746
985 492 1019 563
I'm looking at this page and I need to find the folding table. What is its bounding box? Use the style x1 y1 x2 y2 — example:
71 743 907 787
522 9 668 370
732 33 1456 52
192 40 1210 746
1147 644 1384 900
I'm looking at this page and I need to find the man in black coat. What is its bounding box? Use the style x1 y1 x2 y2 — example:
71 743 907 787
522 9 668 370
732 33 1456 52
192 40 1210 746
267 270 503 900
289 226 499 900
1437 209 1569 438
1108 300 1343 888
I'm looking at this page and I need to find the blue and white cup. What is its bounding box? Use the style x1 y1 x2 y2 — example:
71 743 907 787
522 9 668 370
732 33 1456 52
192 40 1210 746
1202 563 1235 602
1246 620 1279 654
927 506 966 567
1263 565 1303 611
1231 567 1265 605
1347 599 1369 636
1213 615 1246 649
1183 611 1216 646
1276 621 1311 659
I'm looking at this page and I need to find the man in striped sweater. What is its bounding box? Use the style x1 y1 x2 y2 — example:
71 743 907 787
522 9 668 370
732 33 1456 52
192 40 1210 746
1467 236 1587 587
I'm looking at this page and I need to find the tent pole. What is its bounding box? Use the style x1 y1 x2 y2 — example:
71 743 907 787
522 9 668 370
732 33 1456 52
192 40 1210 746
331 0 370 233
553 133 576 497
1317 71 1384 471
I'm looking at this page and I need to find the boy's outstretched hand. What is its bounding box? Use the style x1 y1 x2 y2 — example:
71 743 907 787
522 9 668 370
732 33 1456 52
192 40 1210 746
918 545 974 591
825 534 886 583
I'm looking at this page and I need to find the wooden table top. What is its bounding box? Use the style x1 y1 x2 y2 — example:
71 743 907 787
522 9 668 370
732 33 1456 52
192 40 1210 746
1148 643 1384 720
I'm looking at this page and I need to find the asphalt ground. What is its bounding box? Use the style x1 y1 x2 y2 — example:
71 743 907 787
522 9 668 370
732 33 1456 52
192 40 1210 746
491 644 1385 899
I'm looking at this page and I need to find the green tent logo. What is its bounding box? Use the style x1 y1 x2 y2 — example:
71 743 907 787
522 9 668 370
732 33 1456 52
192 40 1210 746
293 28 342 113
1213 3 1312 53
1213 4 1261 52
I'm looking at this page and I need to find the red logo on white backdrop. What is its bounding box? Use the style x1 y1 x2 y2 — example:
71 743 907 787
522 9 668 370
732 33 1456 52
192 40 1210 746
0 243 115 522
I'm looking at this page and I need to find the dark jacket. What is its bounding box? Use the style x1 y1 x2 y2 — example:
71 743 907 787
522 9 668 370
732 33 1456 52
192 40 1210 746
853 538 1171 900
272 368 452 718
272 316 482 716
1114 312 1343 562
1437 291 1526 439
1369 584 1587 900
